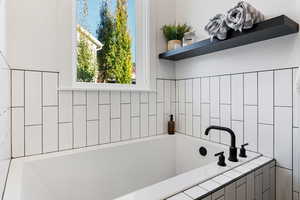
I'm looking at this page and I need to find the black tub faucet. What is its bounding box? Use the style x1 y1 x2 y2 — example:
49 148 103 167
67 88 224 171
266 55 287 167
205 126 238 162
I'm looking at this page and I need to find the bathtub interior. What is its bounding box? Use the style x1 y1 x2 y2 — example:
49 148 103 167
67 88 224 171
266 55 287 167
8 134 235 200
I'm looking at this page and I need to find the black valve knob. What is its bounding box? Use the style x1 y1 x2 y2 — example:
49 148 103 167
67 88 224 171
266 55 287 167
239 143 249 158
215 152 226 167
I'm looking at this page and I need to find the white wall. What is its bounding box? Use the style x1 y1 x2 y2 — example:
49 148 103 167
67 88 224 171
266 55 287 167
175 0 300 79
0 0 11 199
175 0 300 199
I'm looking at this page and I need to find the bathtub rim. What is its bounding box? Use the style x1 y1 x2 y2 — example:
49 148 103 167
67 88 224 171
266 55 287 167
3 134 261 200
3 135 174 200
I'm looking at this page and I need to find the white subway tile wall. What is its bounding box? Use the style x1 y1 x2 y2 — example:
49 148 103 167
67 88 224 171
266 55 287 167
0 52 11 200
9 67 300 200
174 67 299 200
11 70 176 158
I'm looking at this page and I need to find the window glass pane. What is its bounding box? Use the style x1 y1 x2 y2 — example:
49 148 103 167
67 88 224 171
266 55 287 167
76 0 136 84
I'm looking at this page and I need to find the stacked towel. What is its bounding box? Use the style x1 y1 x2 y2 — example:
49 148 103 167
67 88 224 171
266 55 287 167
204 1 265 40
225 1 265 32
204 14 229 41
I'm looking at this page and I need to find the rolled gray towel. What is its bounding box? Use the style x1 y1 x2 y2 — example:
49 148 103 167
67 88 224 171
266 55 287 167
226 1 265 32
205 14 229 41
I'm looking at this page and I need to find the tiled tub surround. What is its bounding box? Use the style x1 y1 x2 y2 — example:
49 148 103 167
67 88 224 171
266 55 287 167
167 157 275 200
5 134 260 200
11 69 176 158
0 52 11 199
175 67 299 199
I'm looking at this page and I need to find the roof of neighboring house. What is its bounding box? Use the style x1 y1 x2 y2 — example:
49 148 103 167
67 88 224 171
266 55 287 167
77 25 103 50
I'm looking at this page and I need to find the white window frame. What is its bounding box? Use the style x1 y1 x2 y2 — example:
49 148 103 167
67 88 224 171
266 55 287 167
71 0 151 91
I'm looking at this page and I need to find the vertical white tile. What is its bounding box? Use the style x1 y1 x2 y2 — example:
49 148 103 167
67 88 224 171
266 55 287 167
43 73 58 106
232 121 243 147
99 105 110 144
293 68 298 128
275 69 292 106
185 79 193 103
179 80 186 103
210 77 220 118
193 116 201 138
171 102 176 116
179 101 185 115
178 114 186 134
275 107 293 169
99 91 110 104
131 92 140 117
244 73 257 105
141 104 149 137
11 70 24 107
258 71 273 124
231 74 243 121
73 91 86 105
111 119 121 142
210 118 220 143
132 117 140 139
276 167 292 200
258 124 274 158
186 103 193 136
121 104 131 140
59 123 72 150
157 80 164 102
12 108 24 157
220 76 231 104
164 80 171 115
87 92 98 120
201 78 210 103
244 106 258 151
157 103 164 134
121 92 131 104
193 79 201 116
149 93 157 115
149 115 156 136
111 91 120 119
87 120 98 146
293 127 300 192
59 91 72 122
43 107 58 153
140 92 149 104
73 106 86 148
171 80 176 103
220 105 231 145
25 126 42 156
25 71 42 125
201 104 210 140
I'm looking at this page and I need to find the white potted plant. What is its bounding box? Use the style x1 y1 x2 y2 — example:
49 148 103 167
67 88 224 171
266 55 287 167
162 23 192 51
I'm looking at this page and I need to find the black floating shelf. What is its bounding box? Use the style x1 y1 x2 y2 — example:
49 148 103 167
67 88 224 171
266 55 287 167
159 15 299 61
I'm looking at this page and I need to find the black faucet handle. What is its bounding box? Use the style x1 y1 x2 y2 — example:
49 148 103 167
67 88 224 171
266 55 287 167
239 143 249 158
241 143 249 148
215 152 226 167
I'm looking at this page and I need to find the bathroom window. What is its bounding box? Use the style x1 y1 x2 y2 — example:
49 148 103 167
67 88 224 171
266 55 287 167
73 0 150 90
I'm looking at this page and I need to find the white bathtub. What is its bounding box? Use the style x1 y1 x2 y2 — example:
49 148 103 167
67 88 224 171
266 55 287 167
4 134 260 200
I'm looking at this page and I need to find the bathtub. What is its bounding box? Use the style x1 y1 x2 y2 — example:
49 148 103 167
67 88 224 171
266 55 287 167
4 134 260 200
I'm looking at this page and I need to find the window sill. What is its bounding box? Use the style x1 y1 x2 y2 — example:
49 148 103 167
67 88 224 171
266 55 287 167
58 87 156 92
